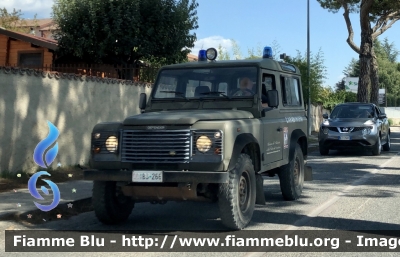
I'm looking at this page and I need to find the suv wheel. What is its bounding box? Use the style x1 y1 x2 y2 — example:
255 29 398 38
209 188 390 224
92 181 135 224
278 143 304 200
319 145 329 156
372 136 382 156
382 134 391 151
218 154 256 230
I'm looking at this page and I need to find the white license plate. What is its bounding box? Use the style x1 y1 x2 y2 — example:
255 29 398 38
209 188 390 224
339 136 350 140
132 171 163 182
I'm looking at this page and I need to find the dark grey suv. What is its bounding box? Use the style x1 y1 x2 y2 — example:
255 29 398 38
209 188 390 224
318 103 391 156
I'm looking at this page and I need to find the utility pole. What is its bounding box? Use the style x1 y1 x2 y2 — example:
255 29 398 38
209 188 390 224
307 0 311 136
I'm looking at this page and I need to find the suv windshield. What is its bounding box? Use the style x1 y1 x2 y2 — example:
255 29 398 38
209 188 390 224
152 67 258 99
330 105 375 119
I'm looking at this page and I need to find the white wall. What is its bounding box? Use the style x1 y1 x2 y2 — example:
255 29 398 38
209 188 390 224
0 67 152 173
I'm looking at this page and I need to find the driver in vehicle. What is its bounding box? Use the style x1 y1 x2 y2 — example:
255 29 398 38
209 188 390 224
357 109 373 118
233 77 254 96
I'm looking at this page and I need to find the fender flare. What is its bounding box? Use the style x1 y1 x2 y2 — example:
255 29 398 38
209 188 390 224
288 129 308 161
227 133 260 171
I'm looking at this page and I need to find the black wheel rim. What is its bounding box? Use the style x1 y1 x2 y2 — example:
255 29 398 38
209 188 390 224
239 172 250 212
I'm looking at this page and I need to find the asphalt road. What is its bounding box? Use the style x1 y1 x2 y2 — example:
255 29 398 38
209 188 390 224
1 127 400 257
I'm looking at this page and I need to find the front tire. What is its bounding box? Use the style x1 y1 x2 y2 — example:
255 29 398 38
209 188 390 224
218 154 256 230
278 143 305 200
372 136 382 156
92 181 135 224
382 134 391 151
319 145 329 156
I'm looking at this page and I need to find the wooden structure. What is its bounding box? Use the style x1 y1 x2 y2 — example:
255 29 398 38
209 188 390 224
0 27 56 68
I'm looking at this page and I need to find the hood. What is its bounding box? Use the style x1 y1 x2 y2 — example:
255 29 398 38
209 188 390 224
324 118 375 127
123 109 254 125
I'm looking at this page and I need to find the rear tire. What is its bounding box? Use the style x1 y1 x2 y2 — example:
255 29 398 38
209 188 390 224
218 154 256 230
279 143 304 200
92 181 134 224
382 134 391 151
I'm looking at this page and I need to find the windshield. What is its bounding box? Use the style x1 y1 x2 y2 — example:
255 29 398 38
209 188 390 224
330 105 375 119
152 67 258 99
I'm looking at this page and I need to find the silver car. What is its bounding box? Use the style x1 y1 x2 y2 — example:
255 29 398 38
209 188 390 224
318 103 391 156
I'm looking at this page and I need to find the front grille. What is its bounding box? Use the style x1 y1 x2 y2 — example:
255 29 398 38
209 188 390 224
328 127 339 132
352 127 365 132
121 130 191 163
325 126 373 133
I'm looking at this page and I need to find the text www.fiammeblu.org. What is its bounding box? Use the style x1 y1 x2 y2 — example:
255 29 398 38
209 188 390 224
121 235 400 250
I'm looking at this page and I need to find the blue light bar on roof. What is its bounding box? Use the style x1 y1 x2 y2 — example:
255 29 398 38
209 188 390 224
263 46 273 59
198 50 207 61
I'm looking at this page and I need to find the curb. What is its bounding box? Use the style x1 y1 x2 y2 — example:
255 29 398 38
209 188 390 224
308 146 319 153
0 197 93 224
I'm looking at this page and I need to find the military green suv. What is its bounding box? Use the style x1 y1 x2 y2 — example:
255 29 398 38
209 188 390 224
84 47 313 230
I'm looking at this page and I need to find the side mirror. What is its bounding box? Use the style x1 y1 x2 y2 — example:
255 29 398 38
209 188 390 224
378 113 386 119
139 93 147 111
266 90 279 108
323 113 328 119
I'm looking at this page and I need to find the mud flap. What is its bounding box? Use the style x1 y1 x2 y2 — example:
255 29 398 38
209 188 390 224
255 174 266 205
304 166 313 181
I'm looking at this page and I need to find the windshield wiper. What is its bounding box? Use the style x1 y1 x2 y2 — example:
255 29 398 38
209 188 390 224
159 91 188 100
200 91 231 99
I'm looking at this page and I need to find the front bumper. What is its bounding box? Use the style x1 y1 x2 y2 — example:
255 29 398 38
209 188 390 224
319 129 378 149
83 169 229 183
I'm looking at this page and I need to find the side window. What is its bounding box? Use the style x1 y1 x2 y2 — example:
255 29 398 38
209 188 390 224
281 76 301 106
262 74 276 95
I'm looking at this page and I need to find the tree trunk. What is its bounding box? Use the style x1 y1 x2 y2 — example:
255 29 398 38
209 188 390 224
357 38 372 102
357 0 374 103
369 48 379 105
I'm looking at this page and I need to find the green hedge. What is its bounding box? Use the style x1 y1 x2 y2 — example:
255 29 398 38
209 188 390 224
386 94 400 107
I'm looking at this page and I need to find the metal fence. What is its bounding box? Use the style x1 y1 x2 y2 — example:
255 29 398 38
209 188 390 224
5 64 160 83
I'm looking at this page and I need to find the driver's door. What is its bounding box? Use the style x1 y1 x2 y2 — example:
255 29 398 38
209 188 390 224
261 72 283 164
375 106 387 140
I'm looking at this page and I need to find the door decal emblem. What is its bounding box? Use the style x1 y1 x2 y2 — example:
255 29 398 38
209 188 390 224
283 127 288 149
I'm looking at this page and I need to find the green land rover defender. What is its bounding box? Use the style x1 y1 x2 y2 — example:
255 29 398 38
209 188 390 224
84 47 313 230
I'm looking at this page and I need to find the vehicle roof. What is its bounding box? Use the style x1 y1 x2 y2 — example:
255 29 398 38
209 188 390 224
336 102 375 106
160 58 301 75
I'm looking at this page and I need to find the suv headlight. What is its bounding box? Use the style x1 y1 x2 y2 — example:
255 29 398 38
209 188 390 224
92 132 119 154
362 127 372 135
196 135 212 152
105 136 118 152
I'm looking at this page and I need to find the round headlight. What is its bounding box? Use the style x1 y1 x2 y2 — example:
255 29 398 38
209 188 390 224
196 136 212 152
206 48 218 61
105 136 118 152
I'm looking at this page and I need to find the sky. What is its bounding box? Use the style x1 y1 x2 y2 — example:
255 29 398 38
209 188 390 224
4 0 400 88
